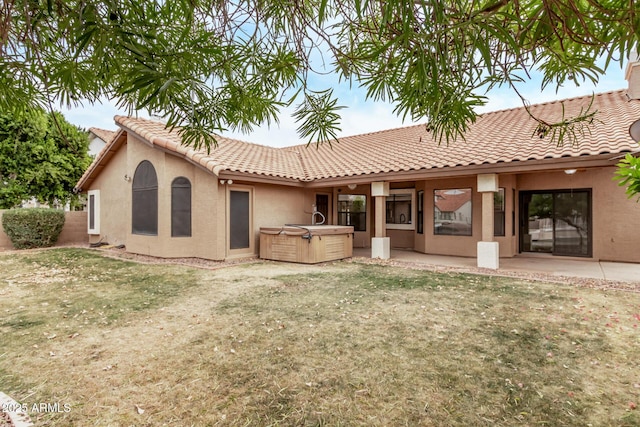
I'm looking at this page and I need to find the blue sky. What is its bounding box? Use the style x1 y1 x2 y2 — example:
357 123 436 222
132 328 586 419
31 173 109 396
64 62 629 148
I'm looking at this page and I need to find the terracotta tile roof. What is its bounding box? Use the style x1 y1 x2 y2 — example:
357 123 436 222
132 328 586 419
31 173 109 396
88 127 117 143
76 90 640 190
294 90 640 180
114 116 307 181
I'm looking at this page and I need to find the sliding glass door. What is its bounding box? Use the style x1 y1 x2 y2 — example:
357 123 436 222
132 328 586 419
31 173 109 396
520 190 591 257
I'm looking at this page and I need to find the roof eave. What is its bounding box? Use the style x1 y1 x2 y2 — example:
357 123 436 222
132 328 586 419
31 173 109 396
218 171 307 187
302 153 630 187
75 129 127 192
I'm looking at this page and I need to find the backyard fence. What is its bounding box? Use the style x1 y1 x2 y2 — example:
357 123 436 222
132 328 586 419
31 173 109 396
0 210 88 250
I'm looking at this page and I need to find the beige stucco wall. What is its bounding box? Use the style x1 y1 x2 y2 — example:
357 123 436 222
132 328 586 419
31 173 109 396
420 176 481 257
413 174 518 258
122 135 222 260
517 166 640 263
412 167 640 261
84 133 314 261
89 143 128 247
249 182 309 256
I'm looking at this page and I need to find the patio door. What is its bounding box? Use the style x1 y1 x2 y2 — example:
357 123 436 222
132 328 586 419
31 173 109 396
519 190 591 257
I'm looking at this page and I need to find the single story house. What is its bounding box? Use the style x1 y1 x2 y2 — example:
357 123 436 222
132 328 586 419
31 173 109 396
75 64 640 268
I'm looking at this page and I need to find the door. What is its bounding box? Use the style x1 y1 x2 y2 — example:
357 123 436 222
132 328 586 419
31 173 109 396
315 193 330 224
229 188 253 255
520 190 591 257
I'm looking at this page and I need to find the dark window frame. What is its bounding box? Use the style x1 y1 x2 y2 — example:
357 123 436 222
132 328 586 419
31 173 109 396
386 189 415 230
519 189 592 257
171 177 192 237
337 194 367 232
417 190 424 234
132 160 158 236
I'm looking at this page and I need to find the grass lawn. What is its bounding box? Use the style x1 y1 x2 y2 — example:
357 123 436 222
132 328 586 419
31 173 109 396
0 248 639 426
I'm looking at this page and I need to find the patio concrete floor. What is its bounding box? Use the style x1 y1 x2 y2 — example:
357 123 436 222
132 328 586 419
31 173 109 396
352 248 640 284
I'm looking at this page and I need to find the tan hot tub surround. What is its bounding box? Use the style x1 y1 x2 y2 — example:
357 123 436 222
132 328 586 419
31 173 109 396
259 225 354 264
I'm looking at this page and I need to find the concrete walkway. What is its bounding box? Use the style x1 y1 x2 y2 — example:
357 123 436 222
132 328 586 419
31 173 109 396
352 248 640 283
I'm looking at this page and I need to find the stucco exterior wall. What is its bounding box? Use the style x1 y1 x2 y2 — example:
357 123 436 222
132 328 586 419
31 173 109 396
412 167 640 261
250 182 308 256
123 135 223 260
517 166 640 263
414 174 517 258
421 176 481 257
89 143 129 246
88 133 312 261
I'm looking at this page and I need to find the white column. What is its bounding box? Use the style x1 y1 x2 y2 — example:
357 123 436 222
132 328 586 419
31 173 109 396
477 174 499 269
371 181 390 259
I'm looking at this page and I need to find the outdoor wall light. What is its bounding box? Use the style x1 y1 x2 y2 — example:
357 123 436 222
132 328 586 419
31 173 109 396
564 169 577 175
219 180 226 185
124 174 131 182
227 179 233 185
347 183 357 190
630 118 640 143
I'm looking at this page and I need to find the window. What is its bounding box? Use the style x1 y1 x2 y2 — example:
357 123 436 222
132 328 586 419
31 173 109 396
132 160 158 235
338 194 366 231
171 177 191 237
386 189 415 230
87 190 100 234
417 191 424 234
494 188 505 237
434 188 472 236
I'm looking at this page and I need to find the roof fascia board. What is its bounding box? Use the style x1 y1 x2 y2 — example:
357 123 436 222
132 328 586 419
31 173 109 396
75 129 127 191
302 154 625 187
218 171 306 187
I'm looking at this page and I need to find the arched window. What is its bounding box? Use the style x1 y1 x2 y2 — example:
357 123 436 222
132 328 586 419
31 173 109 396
132 160 158 235
171 177 192 237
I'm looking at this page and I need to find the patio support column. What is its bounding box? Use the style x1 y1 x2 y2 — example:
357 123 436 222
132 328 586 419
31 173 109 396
477 174 499 269
371 181 390 259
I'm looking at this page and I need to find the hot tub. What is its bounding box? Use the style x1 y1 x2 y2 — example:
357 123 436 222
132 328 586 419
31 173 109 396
259 225 354 264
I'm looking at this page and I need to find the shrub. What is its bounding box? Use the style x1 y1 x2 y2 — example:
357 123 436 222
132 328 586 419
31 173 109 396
2 208 66 249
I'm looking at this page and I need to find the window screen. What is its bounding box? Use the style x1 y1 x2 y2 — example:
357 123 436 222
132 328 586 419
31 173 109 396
89 194 95 230
171 177 191 237
132 160 158 235
230 190 250 249
87 189 100 234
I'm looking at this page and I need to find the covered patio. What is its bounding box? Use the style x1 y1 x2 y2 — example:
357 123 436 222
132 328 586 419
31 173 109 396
352 248 640 284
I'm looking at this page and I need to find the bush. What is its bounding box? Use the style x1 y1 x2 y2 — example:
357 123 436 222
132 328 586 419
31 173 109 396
2 208 66 249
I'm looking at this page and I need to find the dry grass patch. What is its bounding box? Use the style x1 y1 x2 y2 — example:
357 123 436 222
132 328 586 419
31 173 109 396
1 249 639 426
